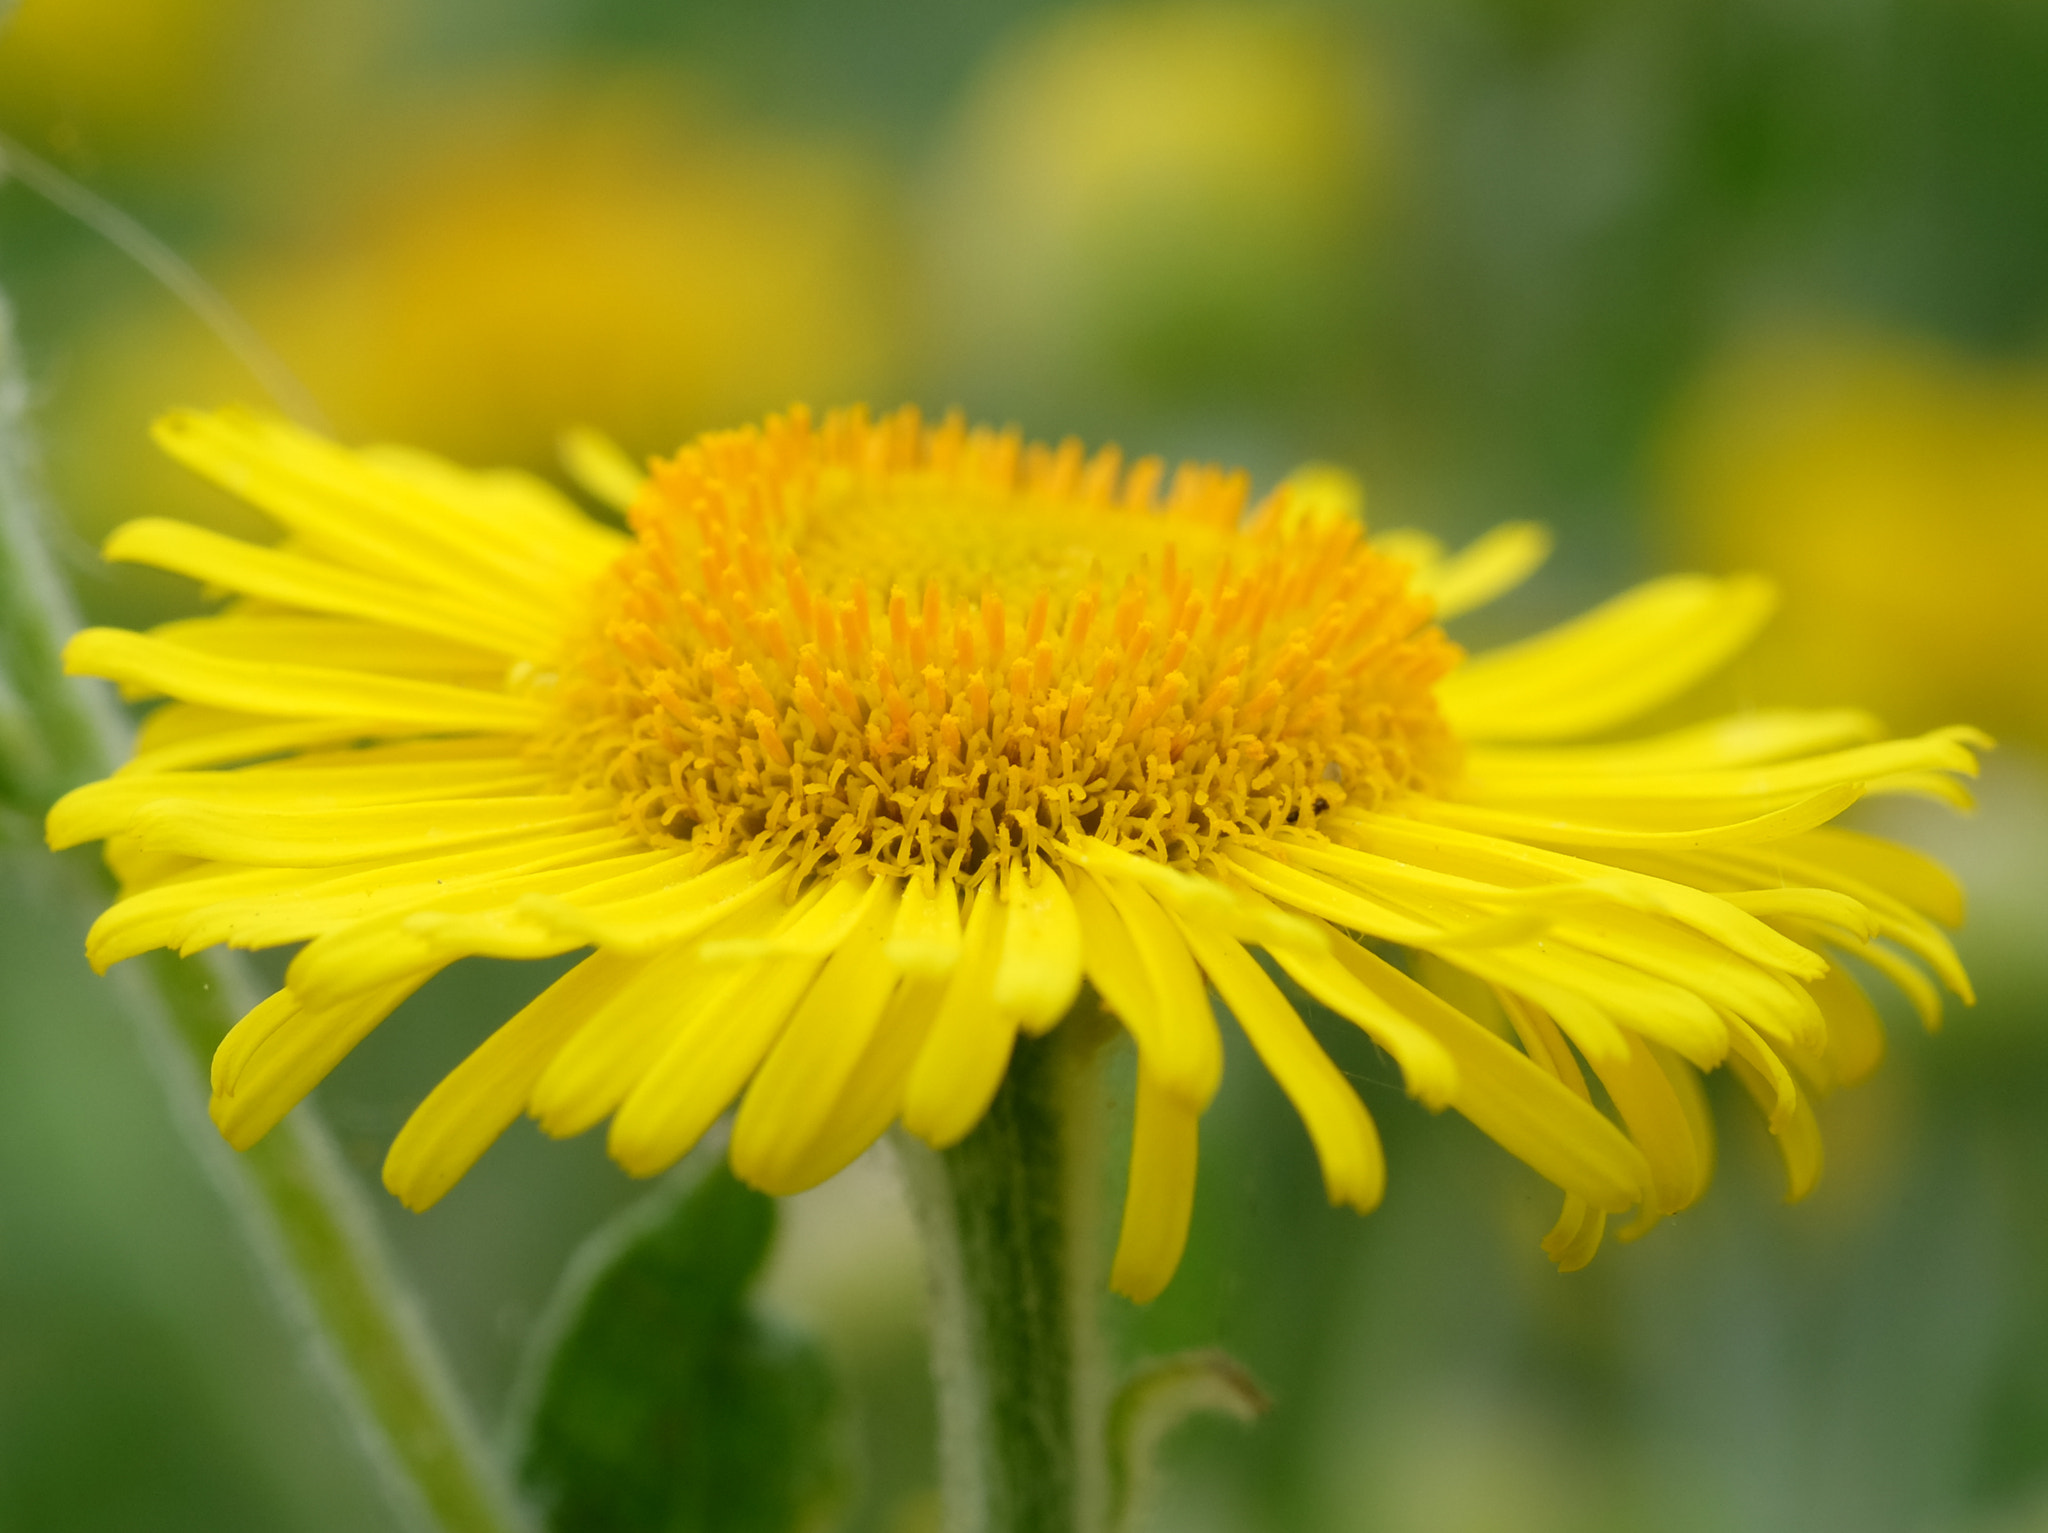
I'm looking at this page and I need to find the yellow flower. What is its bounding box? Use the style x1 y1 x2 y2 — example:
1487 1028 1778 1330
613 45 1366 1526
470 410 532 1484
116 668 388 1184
1663 327 2048 748
50 407 1980 1301
927 1 1381 397
240 82 905 469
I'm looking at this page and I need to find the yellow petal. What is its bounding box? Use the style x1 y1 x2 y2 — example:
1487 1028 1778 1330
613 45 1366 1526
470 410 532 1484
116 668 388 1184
1727 1047 1824 1202
887 875 962 977
279 847 712 1001
1317 934 1650 1212
1454 729 1982 810
515 859 794 955
103 518 549 657
993 867 1084 1034
1791 826 1965 928
124 795 606 868
559 426 649 513
1222 846 1477 952
50 756 541 850
1579 1023 1710 1217
1395 784 1866 853
1174 912 1383 1212
1715 843 1972 1004
528 945 721 1138
731 898 903 1192
606 953 824 1178
1487 986 1617 1271
1066 835 1322 954
1542 1197 1607 1272
383 951 645 1210
1725 1015 1799 1132
764 975 950 1195
358 437 627 575
89 827 640 971
1811 960 1885 1087
1324 813 1830 979
527 892 799 1138
143 615 511 682
1109 1066 1201 1304
1070 866 1221 1110
1719 887 1877 943
1246 894 1457 1110
1413 521 1552 619
696 873 880 962
1465 709 1882 778
900 885 1017 1150
1843 937 1946 1031
64 628 544 731
1658 1044 1718 1196
1439 573 1777 742
152 409 615 615
124 707 431 773
209 967 444 1149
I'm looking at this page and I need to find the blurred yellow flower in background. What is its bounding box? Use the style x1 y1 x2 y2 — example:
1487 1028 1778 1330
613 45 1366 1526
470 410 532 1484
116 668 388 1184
1663 328 2048 749
238 81 907 467
926 0 1385 403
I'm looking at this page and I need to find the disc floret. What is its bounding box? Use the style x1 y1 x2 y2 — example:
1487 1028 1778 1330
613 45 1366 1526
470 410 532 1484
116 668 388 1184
545 405 1461 891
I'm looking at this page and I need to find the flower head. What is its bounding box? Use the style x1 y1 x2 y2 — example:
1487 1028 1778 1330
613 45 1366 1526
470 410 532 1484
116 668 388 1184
52 406 1981 1300
928 0 1381 400
1665 326 2048 747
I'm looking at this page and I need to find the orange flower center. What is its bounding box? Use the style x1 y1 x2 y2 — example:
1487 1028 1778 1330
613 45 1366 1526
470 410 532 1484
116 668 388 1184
542 405 1461 888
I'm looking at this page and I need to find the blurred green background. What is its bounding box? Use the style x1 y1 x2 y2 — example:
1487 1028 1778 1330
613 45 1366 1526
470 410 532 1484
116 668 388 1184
4 1 2048 1529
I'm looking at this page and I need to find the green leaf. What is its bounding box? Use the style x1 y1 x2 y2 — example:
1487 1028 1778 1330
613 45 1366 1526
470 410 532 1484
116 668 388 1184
1107 1349 1269 1533
514 1161 845 1533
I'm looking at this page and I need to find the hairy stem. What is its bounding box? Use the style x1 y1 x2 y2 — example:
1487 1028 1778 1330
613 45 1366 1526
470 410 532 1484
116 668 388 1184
897 1004 1115 1533
0 293 528 1533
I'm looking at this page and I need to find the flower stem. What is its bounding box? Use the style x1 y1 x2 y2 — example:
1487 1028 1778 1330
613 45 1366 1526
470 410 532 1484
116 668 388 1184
0 295 529 1533
897 1002 1116 1533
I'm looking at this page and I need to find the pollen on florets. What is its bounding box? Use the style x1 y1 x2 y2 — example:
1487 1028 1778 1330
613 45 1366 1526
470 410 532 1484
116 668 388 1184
539 404 1462 890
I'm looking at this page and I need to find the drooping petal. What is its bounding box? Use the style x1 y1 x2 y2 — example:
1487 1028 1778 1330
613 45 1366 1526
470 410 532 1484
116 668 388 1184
1310 934 1650 1214
210 966 447 1150
529 943 732 1138
1174 910 1383 1212
731 895 903 1193
766 975 951 1194
1110 1066 1201 1304
992 866 1085 1034
383 950 647 1210
901 884 1017 1150
1810 960 1886 1087
1068 864 1222 1111
606 952 826 1179
1727 1046 1825 1202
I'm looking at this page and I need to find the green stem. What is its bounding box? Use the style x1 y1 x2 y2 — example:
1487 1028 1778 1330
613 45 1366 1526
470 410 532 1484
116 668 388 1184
0 341 121 825
896 1003 1115 1533
0 294 529 1533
